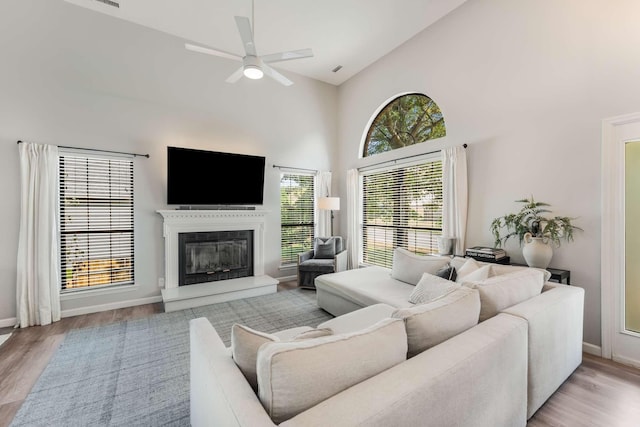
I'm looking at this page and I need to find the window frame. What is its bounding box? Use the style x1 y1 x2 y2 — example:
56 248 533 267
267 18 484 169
358 152 443 268
279 171 316 268
58 149 135 293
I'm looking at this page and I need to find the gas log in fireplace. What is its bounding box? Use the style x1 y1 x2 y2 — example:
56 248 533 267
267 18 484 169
178 230 254 286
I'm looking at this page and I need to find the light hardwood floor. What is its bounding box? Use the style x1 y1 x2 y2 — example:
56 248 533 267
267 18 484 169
1 282 639 427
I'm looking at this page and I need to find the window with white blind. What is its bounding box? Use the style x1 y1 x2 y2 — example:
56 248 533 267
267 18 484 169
361 157 443 268
59 153 134 291
280 173 315 266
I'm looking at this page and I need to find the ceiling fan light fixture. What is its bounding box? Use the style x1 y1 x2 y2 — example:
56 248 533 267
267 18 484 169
243 56 263 79
243 65 264 79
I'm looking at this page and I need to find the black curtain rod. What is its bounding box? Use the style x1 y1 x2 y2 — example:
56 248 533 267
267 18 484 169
272 164 318 173
361 143 467 170
17 140 150 158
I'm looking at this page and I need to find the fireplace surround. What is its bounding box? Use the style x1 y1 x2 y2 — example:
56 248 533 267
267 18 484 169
157 210 278 311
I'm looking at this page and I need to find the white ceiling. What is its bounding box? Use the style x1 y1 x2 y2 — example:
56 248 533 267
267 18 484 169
62 0 468 86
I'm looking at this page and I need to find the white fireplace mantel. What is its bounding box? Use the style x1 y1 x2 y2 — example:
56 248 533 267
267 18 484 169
157 209 277 311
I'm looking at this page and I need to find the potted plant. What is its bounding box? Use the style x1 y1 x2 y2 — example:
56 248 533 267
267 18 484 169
490 196 582 268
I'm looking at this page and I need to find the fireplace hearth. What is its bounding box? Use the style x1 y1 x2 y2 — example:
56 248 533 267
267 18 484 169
178 230 254 285
157 209 278 312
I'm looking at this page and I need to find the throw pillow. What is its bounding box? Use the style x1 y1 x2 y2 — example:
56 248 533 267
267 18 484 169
391 247 450 285
467 269 545 321
314 237 336 259
231 324 279 391
409 272 460 304
292 327 333 340
393 287 480 358
256 318 407 424
456 262 494 284
435 263 457 281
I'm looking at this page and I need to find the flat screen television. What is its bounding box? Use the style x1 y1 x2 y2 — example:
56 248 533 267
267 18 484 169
167 146 266 206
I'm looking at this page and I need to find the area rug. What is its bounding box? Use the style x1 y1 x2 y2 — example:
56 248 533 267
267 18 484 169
10 288 333 427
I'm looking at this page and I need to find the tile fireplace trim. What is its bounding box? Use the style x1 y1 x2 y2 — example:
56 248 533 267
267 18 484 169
157 209 269 289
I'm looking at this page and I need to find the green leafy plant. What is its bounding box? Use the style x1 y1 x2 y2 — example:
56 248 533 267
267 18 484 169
490 196 582 248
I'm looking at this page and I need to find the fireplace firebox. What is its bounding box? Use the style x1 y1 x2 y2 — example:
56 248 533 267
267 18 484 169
178 230 254 286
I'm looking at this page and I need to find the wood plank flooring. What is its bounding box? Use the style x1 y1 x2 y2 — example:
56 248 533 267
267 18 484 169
1 282 639 427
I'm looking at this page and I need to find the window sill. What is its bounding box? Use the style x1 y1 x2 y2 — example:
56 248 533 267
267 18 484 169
60 283 139 300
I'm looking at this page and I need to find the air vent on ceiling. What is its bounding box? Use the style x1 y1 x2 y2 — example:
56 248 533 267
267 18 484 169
332 65 343 73
94 0 119 8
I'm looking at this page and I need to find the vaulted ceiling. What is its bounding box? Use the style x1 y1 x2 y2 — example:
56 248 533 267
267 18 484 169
63 0 468 86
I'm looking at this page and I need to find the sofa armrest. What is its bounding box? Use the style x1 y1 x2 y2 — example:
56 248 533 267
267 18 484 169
298 250 314 264
501 284 584 419
282 314 528 427
190 317 276 427
334 250 348 272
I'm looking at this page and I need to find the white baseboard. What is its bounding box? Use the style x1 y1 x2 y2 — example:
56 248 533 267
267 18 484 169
612 354 640 369
61 295 163 318
276 275 297 283
0 317 17 328
583 342 602 357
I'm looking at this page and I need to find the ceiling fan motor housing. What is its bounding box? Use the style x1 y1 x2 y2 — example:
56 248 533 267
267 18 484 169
242 55 264 79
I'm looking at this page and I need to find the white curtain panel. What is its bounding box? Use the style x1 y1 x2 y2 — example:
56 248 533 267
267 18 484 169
346 169 359 269
442 145 469 256
315 171 332 237
16 142 61 328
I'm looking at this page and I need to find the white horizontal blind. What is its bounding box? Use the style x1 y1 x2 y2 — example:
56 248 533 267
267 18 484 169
59 154 134 290
361 159 443 268
280 173 315 265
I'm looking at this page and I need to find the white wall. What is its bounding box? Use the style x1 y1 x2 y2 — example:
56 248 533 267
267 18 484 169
336 0 640 347
0 0 337 323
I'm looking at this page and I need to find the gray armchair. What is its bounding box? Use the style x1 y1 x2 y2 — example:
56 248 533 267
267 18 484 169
297 236 347 289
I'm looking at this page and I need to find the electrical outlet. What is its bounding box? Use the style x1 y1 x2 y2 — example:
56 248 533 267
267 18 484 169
158 277 165 288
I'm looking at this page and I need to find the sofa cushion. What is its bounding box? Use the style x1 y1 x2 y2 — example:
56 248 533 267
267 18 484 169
391 248 450 285
256 318 407 424
292 328 333 340
467 269 545 321
231 324 279 391
450 256 552 282
315 266 416 309
392 287 481 358
314 237 336 259
408 273 460 304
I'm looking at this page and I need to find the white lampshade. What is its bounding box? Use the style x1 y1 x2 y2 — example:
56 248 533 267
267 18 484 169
318 197 340 211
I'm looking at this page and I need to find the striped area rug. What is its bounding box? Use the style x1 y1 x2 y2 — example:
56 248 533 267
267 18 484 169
10 288 332 427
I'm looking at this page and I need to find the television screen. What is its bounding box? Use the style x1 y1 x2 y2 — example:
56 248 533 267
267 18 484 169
167 146 265 206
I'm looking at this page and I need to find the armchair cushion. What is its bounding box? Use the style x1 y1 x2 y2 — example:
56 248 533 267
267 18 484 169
298 258 336 273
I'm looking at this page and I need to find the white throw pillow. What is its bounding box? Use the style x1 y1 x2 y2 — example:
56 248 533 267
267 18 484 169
467 269 545 321
409 273 460 304
231 324 279 391
457 263 494 283
393 287 480 358
391 248 450 285
256 318 407 424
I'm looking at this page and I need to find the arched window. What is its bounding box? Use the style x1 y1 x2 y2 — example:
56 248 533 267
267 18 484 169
363 93 446 157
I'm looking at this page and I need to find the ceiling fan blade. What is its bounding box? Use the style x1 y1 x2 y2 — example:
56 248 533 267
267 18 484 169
234 16 257 57
261 48 314 64
185 43 242 62
225 66 245 83
262 63 293 86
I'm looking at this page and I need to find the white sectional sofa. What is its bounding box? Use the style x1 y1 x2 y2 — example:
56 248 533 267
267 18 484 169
315 254 585 420
188 253 584 426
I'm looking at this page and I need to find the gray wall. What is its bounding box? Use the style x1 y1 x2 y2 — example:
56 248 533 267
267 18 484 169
0 0 337 322
337 0 640 348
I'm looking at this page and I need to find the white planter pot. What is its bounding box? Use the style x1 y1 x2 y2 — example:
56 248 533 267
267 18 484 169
522 233 553 269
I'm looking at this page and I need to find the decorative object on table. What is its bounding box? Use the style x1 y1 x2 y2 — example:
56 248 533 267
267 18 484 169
490 196 582 269
465 246 507 261
437 237 456 255
317 197 340 236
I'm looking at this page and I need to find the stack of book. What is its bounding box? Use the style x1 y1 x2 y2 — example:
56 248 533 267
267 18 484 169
465 246 509 264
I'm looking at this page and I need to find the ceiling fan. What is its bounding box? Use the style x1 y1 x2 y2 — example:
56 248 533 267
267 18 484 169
184 1 313 86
